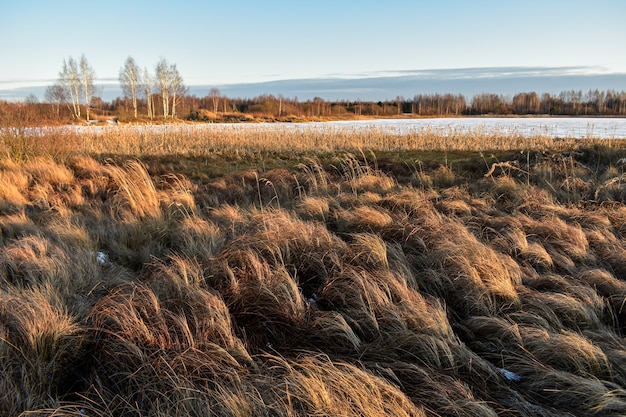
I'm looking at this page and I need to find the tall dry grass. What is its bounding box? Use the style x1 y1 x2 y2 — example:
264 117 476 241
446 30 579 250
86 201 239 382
3 123 625 165
2 134 626 416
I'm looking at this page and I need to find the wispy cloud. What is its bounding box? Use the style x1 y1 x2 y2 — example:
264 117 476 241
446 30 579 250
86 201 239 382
0 77 119 91
0 79 56 90
322 66 613 81
213 67 626 101
2 67 625 102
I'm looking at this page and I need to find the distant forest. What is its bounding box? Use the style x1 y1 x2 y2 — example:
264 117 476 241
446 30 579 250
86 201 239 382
2 88 626 126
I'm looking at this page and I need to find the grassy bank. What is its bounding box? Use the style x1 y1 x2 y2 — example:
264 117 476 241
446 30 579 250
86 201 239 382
1 127 626 416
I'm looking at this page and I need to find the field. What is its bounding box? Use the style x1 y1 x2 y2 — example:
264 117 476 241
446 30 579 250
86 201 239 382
1 125 626 416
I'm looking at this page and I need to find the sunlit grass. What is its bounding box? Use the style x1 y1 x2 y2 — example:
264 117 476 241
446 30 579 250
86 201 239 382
1 125 626 415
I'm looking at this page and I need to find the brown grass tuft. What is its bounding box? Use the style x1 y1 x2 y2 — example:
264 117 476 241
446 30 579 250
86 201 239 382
335 205 394 232
169 216 224 259
295 195 331 222
0 160 29 212
265 354 426 417
105 160 161 220
0 284 85 416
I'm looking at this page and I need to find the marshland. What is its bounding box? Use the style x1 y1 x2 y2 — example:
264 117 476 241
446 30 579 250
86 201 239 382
1 124 626 417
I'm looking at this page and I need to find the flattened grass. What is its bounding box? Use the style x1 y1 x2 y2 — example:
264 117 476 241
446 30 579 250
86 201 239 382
1 130 626 416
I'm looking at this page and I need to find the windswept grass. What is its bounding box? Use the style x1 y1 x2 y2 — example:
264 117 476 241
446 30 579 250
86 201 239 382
1 128 626 416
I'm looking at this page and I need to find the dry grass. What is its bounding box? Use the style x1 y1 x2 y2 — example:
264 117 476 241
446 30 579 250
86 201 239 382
105 160 161 220
3 123 624 165
0 284 85 416
1 130 626 416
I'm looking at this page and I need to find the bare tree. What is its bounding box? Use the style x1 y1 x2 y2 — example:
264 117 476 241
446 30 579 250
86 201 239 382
155 58 172 118
44 82 67 119
54 55 96 121
396 95 404 115
59 57 81 119
209 87 221 113
154 58 186 118
142 67 155 119
119 56 141 119
170 64 186 119
79 54 96 121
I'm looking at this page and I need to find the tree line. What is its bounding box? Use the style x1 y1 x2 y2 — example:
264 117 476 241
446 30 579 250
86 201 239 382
1 54 626 125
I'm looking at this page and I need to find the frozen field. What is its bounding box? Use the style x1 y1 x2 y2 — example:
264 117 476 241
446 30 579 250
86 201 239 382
135 117 626 139
14 117 626 140
317 117 626 139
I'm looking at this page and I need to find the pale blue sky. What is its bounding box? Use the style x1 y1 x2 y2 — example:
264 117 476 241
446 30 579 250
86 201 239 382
1 0 625 95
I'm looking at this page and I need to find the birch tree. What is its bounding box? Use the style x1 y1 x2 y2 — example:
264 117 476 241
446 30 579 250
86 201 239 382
79 54 96 121
209 87 221 113
60 57 81 119
143 67 155 119
170 64 186 119
155 58 172 118
54 55 96 121
154 58 185 118
119 56 141 119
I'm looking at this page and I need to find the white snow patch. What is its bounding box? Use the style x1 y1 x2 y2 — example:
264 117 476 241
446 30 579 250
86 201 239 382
97 251 110 266
497 367 522 382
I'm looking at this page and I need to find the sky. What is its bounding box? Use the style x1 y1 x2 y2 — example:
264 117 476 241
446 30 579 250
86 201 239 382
1 0 625 101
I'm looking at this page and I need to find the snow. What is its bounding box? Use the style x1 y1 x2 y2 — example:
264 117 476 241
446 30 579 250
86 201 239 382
307 293 318 307
184 117 626 139
7 117 626 140
96 251 110 266
312 117 626 139
497 367 522 382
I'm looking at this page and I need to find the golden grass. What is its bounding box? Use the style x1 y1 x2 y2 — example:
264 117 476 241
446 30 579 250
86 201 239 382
0 284 84 416
267 354 426 417
335 205 395 232
105 160 161 220
0 160 31 212
2 133 626 416
295 195 331 222
169 216 224 259
3 123 625 165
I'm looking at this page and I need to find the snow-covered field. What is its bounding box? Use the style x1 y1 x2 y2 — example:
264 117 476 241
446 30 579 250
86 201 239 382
132 117 626 139
11 117 626 139
317 117 626 139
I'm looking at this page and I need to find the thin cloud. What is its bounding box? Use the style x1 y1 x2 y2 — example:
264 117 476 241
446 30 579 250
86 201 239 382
2 66 625 102
323 66 613 81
